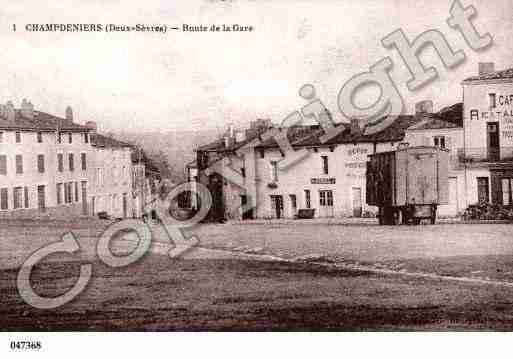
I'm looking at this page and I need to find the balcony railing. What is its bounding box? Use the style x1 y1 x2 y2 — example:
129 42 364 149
453 147 513 164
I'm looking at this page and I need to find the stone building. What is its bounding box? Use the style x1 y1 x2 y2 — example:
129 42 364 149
0 100 93 218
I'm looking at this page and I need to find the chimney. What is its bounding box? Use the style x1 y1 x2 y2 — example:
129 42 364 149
65 106 73 124
85 121 97 134
224 136 234 148
5 101 15 122
415 100 433 115
479 62 495 76
20 99 34 120
235 130 246 143
350 118 363 135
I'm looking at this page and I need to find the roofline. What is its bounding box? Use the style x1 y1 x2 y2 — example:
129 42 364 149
0 126 90 132
461 77 513 85
406 126 463 132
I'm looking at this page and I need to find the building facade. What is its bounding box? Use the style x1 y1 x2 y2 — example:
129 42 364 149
195 64 513 221
0 100 92 219
0 100 157 220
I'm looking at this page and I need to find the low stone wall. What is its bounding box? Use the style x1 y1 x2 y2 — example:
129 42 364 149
0 204 91 220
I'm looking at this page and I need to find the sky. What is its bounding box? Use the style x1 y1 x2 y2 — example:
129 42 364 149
0 0 512 133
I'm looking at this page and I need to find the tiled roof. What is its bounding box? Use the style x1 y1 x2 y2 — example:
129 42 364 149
407 116 460 130
436 102 463 127
293 115 420 147
463 67 513 83
91 133 133 148
0 110 90 132
197 115 423 153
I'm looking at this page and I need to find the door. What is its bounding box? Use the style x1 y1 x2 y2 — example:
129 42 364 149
487 122 500 161
477 177 490 203
352 187 362 217
319 190 334 217
270 195 284 219
123 193 128 218
289 194 297 218
37 185 45 211
240 195 253 220
439 177 458 216
81 181 88 215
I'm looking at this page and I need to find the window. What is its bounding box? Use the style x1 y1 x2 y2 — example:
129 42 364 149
57 132 62 144
15 155 23 174
304 189 311 209
66 182 73 203
13 187 22 209
68 132 73 144
470 109 479 121
56 183 63 205
489 93 497 109
24 186 29 208
63 183 70 204
57 153 63 172
320 191 326 206
259 148 265 159
37 132 43 143
0 132 3 143
81 153 86 170
321 155 329 175
37 185 45 210
0 155 6 175
0 188 7 210
75 182 79 202
84 133 89 143
15 131 21 143
434 136 446 149
69 153 74 171
270 161 278 182
37 154 45 173
477 177 490 203
319 190 334 206
502 178 513 205
241 167 246 178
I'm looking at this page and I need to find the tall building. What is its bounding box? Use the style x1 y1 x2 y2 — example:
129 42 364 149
0 100 92 218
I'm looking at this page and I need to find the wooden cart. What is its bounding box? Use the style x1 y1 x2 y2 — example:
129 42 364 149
366 146 449 225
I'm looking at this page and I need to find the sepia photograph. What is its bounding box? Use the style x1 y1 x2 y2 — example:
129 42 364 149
1 0 513 356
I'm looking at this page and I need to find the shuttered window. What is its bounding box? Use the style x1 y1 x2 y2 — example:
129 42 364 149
15 155 23 174
81 153 86 170
13 187 22 209
57 153 63 172
24 186 29 208
0 155 6 175
37 154 45 173
0 188 7 210
69 153 74 171
56 183 63 205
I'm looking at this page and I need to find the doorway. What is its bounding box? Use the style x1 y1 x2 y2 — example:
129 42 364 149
81 181 87 215
270 195 284 219
352 187 362 217
319 190 334 217
477 177 490 203
487 122 500 161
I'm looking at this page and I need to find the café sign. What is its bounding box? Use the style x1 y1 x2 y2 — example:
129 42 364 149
311 177 336 184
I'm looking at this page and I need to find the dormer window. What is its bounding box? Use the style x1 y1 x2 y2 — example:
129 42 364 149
489 93 497 109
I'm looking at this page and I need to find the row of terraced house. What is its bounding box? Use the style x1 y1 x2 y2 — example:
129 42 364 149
0 99 158 220
190 62 513 220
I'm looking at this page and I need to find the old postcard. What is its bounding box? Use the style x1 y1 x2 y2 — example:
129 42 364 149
1 0 513 356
